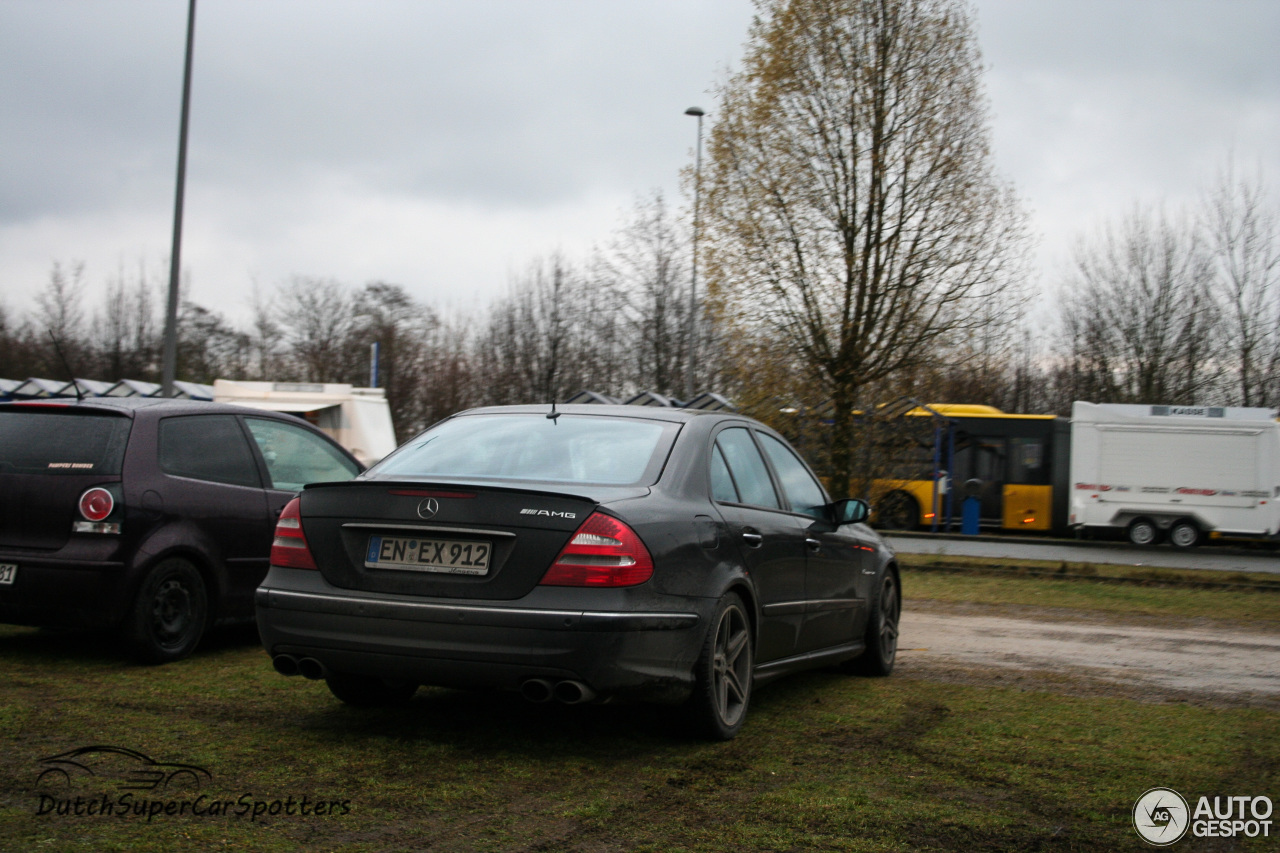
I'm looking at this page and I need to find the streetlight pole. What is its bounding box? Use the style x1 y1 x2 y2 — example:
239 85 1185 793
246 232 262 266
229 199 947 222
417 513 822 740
684 106 704 403
162 0 197 398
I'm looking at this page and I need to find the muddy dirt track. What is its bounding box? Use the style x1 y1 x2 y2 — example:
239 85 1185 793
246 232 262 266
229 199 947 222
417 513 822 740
897 601 1280 710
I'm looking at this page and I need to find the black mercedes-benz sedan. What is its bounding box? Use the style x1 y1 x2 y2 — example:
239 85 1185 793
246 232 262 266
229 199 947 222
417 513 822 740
255 404 900 739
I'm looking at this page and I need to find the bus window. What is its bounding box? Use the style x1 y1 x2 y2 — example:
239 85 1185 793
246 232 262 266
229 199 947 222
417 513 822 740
1009 438 1045 484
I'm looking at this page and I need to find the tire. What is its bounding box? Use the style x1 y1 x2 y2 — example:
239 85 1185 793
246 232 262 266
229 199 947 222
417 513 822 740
1127 518 1161 547
325 672 418 707
1169 519 1202 549
127 558 208 664
684 593 753 740
846 571 900 676
878 492 919 531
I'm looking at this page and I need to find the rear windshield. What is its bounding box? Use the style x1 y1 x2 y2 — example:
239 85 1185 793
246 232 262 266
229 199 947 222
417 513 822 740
0 410 131 475
368 414 675 486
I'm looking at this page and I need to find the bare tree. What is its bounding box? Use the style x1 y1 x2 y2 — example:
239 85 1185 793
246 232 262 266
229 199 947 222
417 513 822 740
35 261 90 375
595 192 692 398
702 0 1029 494
176 302 252 383
272 277 357 382
1204 165 1280 406
475 255 595 406
91 260 161 381
1057 207 1219 405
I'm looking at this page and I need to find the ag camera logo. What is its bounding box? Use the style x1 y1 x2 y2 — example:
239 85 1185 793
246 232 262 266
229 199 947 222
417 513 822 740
1133 787 1189 846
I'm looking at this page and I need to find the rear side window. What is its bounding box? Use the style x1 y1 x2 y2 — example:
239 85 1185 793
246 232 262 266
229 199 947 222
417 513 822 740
370 414 674 486
714 427 780 509
0 410 130 475
710 444 739 503
159 415 261 487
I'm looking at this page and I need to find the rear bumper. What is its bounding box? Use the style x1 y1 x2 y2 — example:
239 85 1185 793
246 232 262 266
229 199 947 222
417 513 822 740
0 553 130 629
255 567 707 702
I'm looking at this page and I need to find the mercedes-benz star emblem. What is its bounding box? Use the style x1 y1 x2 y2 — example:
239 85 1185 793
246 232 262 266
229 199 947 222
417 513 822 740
416 498 439 519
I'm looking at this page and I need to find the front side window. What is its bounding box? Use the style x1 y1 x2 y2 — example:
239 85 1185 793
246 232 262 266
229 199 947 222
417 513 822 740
245 418 360 491
758 433 828 518
159 415 260 487
714 427 780 509
369 414 674 486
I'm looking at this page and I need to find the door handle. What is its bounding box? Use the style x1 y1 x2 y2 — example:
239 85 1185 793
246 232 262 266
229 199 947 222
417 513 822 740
741 532 763 547
805 538 821 552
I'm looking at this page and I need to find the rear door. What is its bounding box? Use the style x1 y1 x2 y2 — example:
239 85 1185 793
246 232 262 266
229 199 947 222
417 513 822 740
709 426 808 663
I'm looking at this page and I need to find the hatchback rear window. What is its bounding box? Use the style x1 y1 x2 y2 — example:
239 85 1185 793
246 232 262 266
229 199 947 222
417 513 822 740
370 414 675 485
0 410 130 475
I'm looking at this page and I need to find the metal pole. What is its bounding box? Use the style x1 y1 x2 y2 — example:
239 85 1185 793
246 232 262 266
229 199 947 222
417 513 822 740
162 0 197 398
684 107 704 402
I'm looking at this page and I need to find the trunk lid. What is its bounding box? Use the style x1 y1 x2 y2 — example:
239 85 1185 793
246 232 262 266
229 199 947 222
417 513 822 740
299 480 648 600
0 407 131 551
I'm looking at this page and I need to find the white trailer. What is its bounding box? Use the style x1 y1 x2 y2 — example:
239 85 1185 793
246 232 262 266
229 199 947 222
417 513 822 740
1069 402 1280 547
213 379 397 466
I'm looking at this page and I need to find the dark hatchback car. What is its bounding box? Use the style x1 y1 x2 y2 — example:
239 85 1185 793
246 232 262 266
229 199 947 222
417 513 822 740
257 405 900 739
0 397 362 662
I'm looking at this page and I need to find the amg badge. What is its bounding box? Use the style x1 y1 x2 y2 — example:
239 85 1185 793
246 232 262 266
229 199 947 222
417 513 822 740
520 509 577 519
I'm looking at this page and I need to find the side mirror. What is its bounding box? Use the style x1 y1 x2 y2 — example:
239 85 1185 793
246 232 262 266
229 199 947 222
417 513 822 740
828 498 870 526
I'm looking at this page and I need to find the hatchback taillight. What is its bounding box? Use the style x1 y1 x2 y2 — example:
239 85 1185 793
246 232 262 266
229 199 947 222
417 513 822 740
270 497 317 570
78 487 114 521
540 512 654 587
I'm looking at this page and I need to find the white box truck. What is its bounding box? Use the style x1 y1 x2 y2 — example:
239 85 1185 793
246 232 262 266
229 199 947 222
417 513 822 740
1069 401 1280 547
213 379 397 466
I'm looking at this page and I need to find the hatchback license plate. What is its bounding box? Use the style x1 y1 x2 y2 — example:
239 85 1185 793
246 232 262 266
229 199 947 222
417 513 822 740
0 563 15 586
365 535 491 575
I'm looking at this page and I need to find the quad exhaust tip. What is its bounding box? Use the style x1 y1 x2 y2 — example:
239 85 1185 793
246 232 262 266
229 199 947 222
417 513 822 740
297 657 328 680
272 654 300 677
521 678 554 703
272 654 329 680
521 678 597 704
553 680 597 704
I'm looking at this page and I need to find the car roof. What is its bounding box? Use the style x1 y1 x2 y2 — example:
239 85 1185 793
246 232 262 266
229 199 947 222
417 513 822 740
454 403 736 425
0 396 292 419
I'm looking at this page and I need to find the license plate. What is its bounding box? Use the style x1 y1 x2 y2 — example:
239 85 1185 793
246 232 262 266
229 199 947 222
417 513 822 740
365 535 491 575
0 563 15 586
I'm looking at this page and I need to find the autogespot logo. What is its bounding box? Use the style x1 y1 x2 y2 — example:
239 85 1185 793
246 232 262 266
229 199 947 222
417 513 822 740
1133 787 1190 846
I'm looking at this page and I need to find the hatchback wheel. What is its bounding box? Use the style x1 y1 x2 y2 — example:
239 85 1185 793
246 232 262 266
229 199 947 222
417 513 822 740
128 558 207 664
846 572 900 676
326 672 418 707
685 593 753 740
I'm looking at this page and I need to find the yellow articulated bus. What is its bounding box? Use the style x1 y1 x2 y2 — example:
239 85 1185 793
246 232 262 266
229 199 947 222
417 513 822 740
870 405 1072 535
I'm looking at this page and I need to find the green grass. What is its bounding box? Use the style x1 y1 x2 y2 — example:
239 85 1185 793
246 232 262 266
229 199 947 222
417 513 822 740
899 553 1280 627
1 564 1277 852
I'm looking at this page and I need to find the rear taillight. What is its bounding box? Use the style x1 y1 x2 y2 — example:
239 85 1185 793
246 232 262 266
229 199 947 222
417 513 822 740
270 497 317 570
78 487 114 521
74 486 121 534
540 512 654 588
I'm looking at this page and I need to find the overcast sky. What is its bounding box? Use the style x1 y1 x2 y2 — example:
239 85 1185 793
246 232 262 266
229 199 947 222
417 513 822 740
2 0 1277 331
